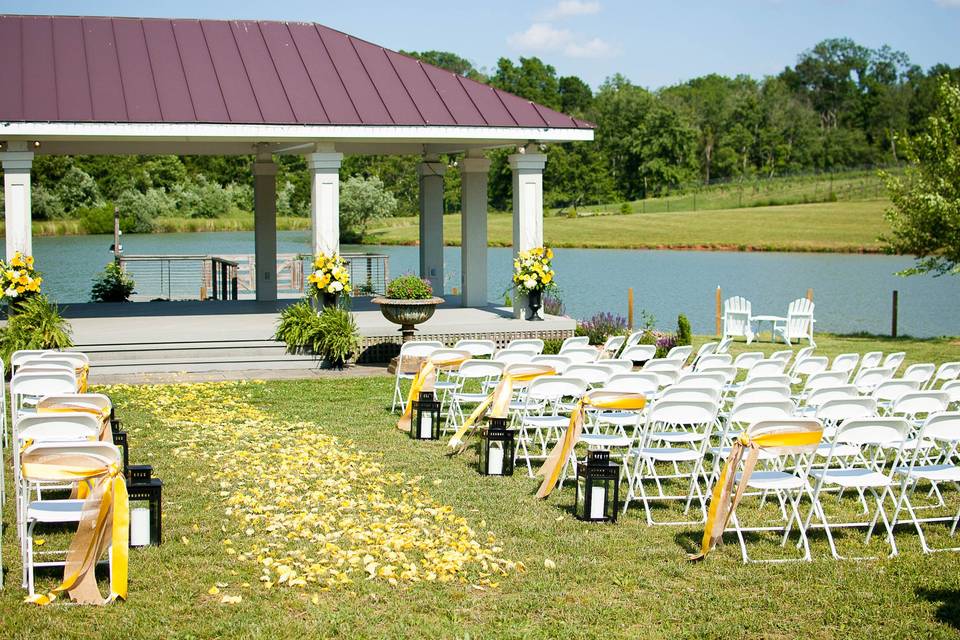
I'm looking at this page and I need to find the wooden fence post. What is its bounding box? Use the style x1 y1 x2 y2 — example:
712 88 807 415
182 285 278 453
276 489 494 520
806 288 814 302
715 286 722 337
892 290 899 338
627 288 634 330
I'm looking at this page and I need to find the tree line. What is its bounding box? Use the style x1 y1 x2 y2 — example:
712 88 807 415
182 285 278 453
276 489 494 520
5 37 958 237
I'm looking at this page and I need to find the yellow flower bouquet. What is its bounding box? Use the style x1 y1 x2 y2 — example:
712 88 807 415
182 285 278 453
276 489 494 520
307 252 352 300
0 251 43 306
512 246 555 292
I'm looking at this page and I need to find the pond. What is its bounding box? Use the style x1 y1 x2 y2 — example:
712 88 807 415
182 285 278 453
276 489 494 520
33 230 960 338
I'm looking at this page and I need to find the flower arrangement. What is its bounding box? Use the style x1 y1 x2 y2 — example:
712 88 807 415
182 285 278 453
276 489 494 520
307 252 351 297
576 312 629 345
385 274 433 300
512 247 555 292
0 252 43 305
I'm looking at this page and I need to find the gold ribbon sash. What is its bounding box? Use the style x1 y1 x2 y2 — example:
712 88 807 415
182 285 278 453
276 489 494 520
535 391 646 499
76 363 90 393
447 364 557 450
397 351 472 432
690 427 822 561
39 404 113 442
21 450 129 605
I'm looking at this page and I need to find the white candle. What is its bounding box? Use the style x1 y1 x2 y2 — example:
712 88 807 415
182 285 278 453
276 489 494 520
590 486 606 519
488 443 504 475
131 507 151 546
419 412 433 439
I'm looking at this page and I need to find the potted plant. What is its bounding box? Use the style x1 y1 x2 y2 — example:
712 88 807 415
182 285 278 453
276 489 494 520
306 252 351 309
372 275 444 341
512 246 555 321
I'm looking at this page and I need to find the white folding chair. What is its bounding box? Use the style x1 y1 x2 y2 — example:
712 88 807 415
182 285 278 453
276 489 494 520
530 355 572 374
944 381 960 409
622 345 656 365
601 335 626 358
854 351 884 378
890 391 950 428
494 349 537 366
770 350 794 364
564 364 613 389
873 379 922 415
852 366 896 394
715 337 734 354
830 353 861 381
689 342 718 370
807 417 911 559
883 352 907 374
559 336 590 352
596 359 634 375
928 362 960 390
515 377 588 476
902 363 937 389
665 345 693 364
446 360 504 429
696 354 733 371
732 352 765 373
786 346 817 380
503 338 544 355
453 339 496 358
789 356 830 385
561 347 600 365
797 371 851 403
391 340 443 412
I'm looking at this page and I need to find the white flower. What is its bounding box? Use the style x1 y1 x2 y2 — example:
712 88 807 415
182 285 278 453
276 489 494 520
5 287 18 298
331 281 344 292
524 278 537 290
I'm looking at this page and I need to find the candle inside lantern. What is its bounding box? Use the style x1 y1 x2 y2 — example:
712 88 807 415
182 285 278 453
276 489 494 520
419 412 433 438
488 442 504 475
590 486 605 519
131 507 151 546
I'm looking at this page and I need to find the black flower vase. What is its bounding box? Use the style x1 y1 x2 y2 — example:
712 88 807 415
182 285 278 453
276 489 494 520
527 289 543 321
322 292 339 309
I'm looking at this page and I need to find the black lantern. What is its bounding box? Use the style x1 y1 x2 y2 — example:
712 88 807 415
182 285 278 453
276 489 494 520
575 450 620 523
411 391 441 440
479 417 515 476
127 465 163 547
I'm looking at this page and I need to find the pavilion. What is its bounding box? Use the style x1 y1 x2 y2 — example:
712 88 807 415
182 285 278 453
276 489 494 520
0 14 594 317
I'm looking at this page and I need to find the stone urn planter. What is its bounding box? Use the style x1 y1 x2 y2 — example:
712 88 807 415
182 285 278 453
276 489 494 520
372 296 445 342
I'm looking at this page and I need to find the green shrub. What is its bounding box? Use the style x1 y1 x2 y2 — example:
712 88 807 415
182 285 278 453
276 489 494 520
385 275 433 300
676 313 692 346
541 338 563 355
78 203 115 234
32 184 66 220
90 261 136 302
316 307 360 368
619 202 631 215
340 175 397 239
275 301 323 355
0 294 73 372
56 166 102 213
173 176 232 219
116 188 174 232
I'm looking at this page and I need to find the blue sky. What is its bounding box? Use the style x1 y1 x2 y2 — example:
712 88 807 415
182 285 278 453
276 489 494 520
4 0 959 88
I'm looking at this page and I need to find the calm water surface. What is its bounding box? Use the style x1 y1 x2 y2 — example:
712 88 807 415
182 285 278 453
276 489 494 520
33 231 960 338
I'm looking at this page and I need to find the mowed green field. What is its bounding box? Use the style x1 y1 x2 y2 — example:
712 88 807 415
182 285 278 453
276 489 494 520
366 200 891 252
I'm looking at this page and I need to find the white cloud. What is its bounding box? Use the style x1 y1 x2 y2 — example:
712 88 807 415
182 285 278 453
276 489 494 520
508 22 616 59
542 0 602 20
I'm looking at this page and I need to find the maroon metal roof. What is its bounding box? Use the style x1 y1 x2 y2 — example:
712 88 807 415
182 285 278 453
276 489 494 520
0 15 593 130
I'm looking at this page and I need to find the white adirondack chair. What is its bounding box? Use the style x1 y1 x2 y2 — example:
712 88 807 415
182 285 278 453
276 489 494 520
773 298 815 347
722 296 755 344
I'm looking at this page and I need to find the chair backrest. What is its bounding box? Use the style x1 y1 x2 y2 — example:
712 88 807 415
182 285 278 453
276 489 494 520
456 360 504 380
429 348 472 363
805 384 859 408
504 338 544 354
916 411 960 443
872 378 921 403
674 373 726 391
623 330 645 349
646 368 681 388
833 417 910 447
902 363 936 385
494 350 537 365
831 353 860 375
696 354 733 371
793 356 829 377
744 418 823 456
701 365 737 385
803 370 849 393
561 347 600 364
732 352 764 370
728 399 795 424
525 376 587 403
601 335 626 356
859 351 884 371
20 441 122 482
815 397 877 423
943 380 960 404
16 412 102 444
723 296 752 337
597 359 634 373
746 359 787 379
10 372 78 407
931 362 960 388
770 350 794 364
715 337 734 354
665 345 693 363
891 391 950 418
659 386 722 404
559 336 590 352
691 342 718 367
40 351 89 366
645 399 719 429
602 372 660 395
10 349 52 374
396 341 443 373
37 393 112 415
642 357 685 372
743 374 791 388
784 298 815 339
883 351 906 372
733 386 792 405
622 344 656 363
564 364 613 387
530 355 573 373
453 339 496 357
852 366 896 391
787 346 817 377
22 356 77 371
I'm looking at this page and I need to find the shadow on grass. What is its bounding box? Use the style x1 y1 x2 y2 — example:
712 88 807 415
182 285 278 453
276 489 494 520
917 588 960 630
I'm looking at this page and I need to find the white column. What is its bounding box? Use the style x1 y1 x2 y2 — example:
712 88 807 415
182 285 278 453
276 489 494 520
308 145 343 257
459 153 490 307
253 149 278 302
419 158 446 295
2 142 34 260
509 144 547 319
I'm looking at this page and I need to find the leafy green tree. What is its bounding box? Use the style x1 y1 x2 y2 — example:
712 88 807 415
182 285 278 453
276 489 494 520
339 175 398 242
56 166 101 213
559 76 593 116
490 57 562 110
882 77 960 275
31 185 66 220
116 187 174 232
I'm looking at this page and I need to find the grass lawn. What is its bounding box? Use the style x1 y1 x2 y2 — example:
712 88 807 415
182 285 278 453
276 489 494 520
3 333 960 638
365 200 891 253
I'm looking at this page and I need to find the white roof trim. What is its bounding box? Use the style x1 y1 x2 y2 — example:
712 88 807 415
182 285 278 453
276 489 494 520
1 121 593 144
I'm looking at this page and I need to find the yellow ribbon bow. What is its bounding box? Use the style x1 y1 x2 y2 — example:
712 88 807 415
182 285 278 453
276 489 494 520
690 426 822 561
446 364 558 451
39 403 113 442
21 450 129 606
536 391 646 499
76 363 90 393
397 351 472 432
